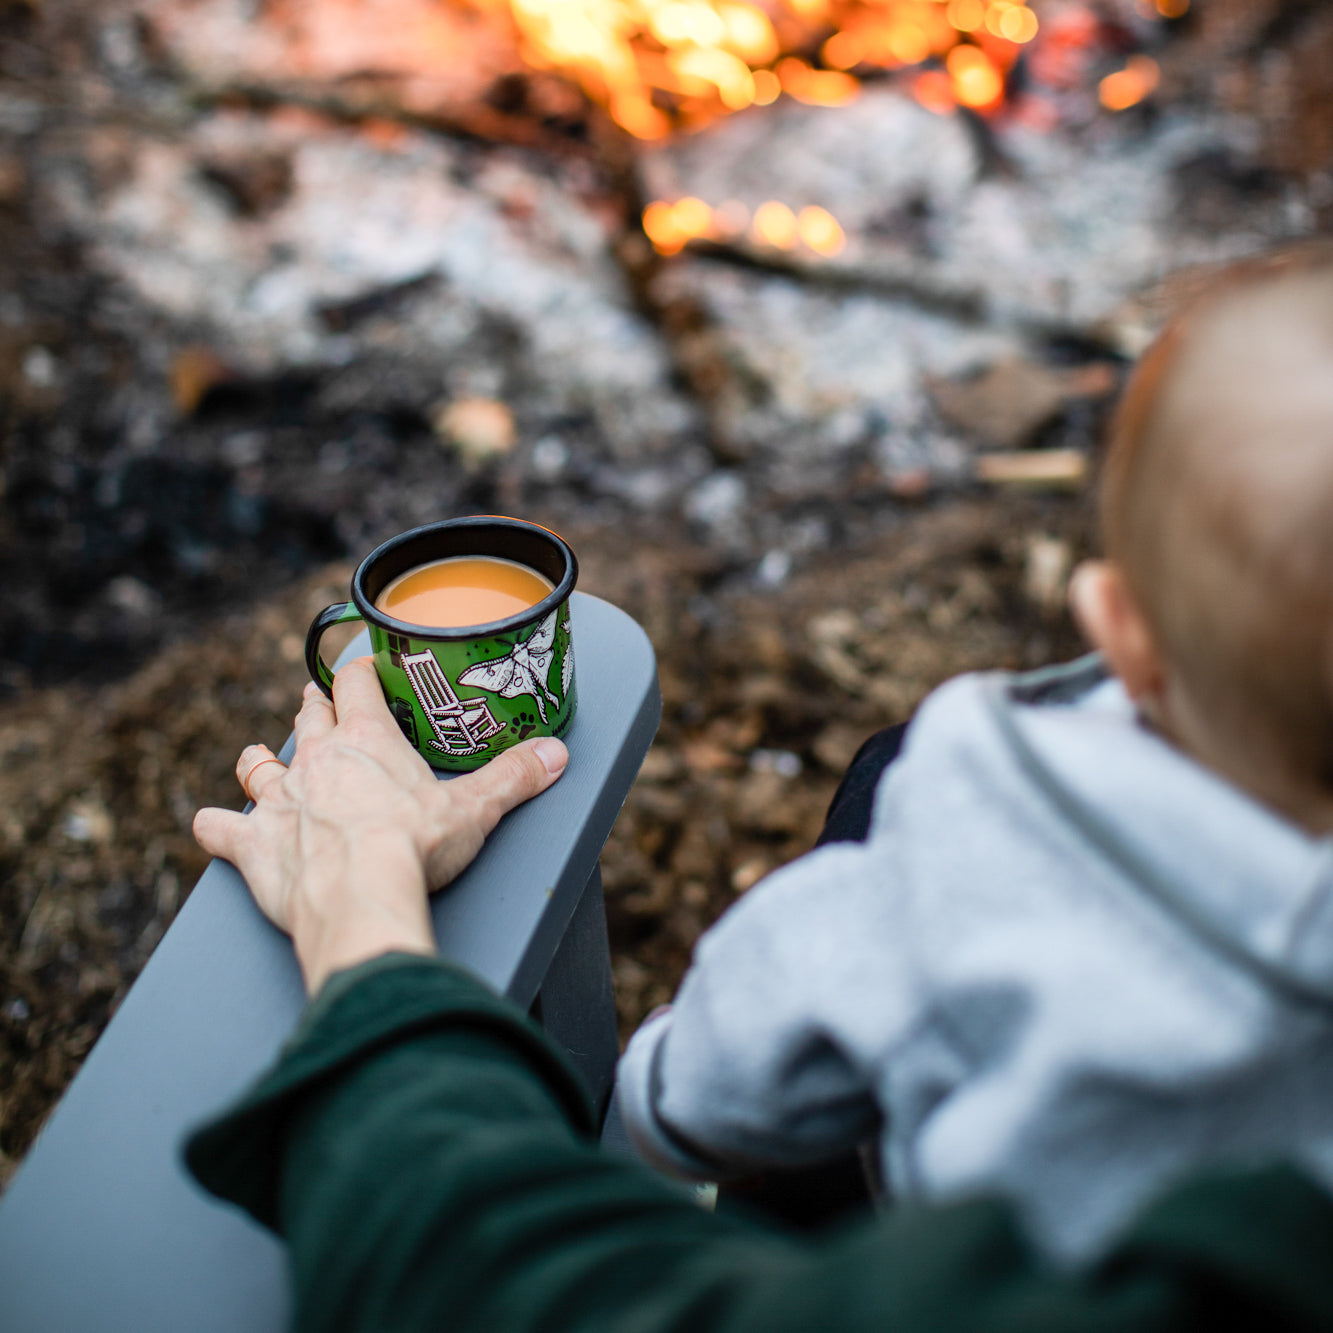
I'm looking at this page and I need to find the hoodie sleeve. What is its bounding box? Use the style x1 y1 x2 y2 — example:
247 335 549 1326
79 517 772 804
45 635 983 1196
615 838 920 1180
183 950 1333 1333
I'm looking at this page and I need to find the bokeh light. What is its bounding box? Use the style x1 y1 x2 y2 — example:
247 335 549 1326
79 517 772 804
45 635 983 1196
753 200 799 249
797 205 847 255
947 43 1004 109
1099 55 1160 111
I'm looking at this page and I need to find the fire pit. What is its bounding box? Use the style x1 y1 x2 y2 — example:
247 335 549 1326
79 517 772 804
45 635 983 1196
36 0 1325 583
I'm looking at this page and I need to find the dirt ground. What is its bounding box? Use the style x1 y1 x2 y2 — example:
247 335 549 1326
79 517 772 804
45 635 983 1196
0 489 1091 1187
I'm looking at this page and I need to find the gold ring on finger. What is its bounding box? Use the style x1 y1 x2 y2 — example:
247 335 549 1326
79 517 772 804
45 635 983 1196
242 756 286 803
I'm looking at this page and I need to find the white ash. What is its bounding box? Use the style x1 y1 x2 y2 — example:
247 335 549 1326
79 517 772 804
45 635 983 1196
647 89 1308 330
594 465 691 514
685 471 747 529
641 90 979 245
45 111 702 462
941 112 1305 328
657 260 1017 469
21 347 58 389
754 550 791 589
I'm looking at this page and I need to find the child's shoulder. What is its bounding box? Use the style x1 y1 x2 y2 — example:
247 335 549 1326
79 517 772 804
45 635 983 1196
903 653 1118 763
870 655 1134 843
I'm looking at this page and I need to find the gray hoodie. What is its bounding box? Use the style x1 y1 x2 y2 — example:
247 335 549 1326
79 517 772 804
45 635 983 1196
615 657 1333 1262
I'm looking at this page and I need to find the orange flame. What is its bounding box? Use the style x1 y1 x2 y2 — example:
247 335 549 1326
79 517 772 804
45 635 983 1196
497 0 1184 140
500 0 1046 139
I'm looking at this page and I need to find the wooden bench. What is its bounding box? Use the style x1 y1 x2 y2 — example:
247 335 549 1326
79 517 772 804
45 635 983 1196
0 592 660 1332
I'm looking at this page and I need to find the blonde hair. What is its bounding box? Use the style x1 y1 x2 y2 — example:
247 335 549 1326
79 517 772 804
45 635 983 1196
1101 244 1333 787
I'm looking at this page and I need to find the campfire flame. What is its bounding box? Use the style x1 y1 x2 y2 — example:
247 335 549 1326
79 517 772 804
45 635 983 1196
486 0 1186 254
499 0 1042 141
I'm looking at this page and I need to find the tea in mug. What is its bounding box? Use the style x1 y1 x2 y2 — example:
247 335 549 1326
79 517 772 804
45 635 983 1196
376 555 554 629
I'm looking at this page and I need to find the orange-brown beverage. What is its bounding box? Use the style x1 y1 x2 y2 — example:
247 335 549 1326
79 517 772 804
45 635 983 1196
375 555 553 628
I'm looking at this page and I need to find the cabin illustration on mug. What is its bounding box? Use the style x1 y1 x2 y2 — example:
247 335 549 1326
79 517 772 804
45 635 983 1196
400 650 504 755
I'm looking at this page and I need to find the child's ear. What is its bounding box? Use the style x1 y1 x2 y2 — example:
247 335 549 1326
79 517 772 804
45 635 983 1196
1067 560 1165 707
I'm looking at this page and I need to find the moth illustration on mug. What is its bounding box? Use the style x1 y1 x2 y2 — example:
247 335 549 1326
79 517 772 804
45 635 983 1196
458 609 562 724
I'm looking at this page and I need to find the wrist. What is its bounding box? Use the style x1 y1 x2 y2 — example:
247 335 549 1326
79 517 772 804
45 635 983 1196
297 905 435 996
289 845 436 995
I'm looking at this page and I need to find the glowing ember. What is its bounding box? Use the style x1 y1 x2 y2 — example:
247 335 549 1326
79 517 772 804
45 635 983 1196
947 0 985 31
642 195 847 256
796 205 846 256
1098 54 1160 111
775 57 859 107
642 195 716 251
753 200 798 249
912 68 957 117
947 42 1004 109
989 4 1039 44
752 68 781 104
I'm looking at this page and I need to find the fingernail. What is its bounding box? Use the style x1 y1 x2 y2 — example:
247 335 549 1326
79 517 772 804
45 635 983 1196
533 738 567 775
303 682 318 700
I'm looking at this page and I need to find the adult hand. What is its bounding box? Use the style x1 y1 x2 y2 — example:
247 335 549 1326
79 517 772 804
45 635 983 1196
193 657 568 995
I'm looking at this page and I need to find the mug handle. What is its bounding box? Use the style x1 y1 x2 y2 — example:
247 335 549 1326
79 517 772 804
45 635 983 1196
305 602 366 697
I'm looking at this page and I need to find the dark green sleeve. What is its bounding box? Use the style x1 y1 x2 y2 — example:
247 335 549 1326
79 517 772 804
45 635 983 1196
185 954 1333 1333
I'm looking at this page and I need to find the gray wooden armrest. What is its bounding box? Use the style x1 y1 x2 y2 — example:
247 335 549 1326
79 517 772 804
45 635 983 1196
0 592 660 1333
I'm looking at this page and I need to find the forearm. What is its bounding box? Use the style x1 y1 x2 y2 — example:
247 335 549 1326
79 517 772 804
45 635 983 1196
188 955 797 1333
279 1022 793 1333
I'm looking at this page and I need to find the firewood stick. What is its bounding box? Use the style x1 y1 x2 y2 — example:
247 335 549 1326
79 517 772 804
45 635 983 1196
190 80 597 160
687 237 986 322
973 449 1088 488
677 238 1112 347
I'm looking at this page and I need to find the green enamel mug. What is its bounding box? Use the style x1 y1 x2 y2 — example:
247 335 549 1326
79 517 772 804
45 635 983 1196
305 516 578 771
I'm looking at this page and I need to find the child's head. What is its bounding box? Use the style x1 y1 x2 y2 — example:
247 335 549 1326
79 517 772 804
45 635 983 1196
1070 245 1333 828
